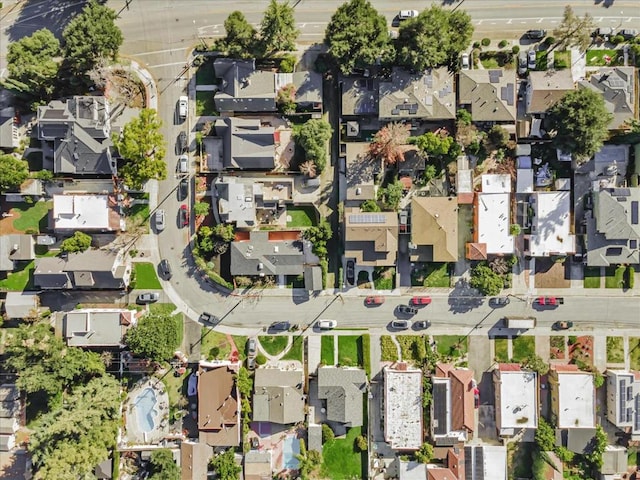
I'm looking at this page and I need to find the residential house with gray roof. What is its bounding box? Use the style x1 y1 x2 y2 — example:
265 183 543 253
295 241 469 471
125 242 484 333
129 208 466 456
579 67 636 130
458 69 516 125
316 367 367 427
586 187 640 266
62 308 137 348
0 384 19 452
37 96 117 175
253 368 305 424
0 107 18 150
341 77 379 117
344 208 399 267
213 117 275 170
379 67 455 122
230 230 305 277
525 69 575 115
0 234 35 272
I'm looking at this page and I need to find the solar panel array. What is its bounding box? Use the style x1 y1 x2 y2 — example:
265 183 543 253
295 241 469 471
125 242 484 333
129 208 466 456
349 214 387 224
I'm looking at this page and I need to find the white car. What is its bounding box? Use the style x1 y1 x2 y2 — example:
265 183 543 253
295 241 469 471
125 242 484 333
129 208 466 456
527 50 537 70
178 154 188 174
460 53 470 70
317 319 337 330
398 10 419 20
155 209 165 232
178 96 188 120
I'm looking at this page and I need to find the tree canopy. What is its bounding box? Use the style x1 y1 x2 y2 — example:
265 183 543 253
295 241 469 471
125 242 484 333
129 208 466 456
62 0 123 74
535 417 555 451
5 28 60 101
113 109 167 189
149 449 180 480
546 88 612 160
324 0 392 74
369 123 410 165
414 442 434 463
295 119 332 172
0 154 29 192
396 6 473 71
214 11 259 59
411 131 454 158
469 265 503 296
60 231 92 253
260 0 299 54
378 179 403 211
209 449 241 480
552 5 595 52
124 311 180 362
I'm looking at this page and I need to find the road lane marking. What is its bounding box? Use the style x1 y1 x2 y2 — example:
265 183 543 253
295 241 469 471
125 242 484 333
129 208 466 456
135 47 190 57
146 61 189 68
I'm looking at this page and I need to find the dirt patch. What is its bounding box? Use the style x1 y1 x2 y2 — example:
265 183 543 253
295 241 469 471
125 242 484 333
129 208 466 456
105 69 145 109
534 258 570 288
0 208 25 234
569 336 594 367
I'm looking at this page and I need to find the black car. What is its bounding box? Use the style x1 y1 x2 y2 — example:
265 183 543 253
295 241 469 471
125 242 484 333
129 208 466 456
396 305 418 316
176 131 187 154
199 312 220 325
269 321 291 332
346 260 355 285
159 259 172 279
489 297 510 308
178 177 188 201
525 29 546 40
414 320 430 330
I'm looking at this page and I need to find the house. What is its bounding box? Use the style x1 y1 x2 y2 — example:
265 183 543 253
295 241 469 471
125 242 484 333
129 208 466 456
431 363 476 445
378 67 456 121
549 365 595 429
493 364 538 436
344 142 381 206
458 69 517 124
230 230 306 278
37 96 117 175
398 447 465 480
384 363 422 450
180 441 212 480
464 445 507 480
579 67 636 130
62 308 137 348
586 187 640 267
344 208 399 267
316 367 367 427
3 292 40 319
341 77 379 117
0 384 19 452
605 370 640 440
410 197 459 263
94 458 112 480
0 106 18 150
526 191 576 257
52 194 122 232
277 70 323 112
0 234 35 271
198 361 241 447
600 445 628 479
525 70 575 115
212 117 275 170
253 368 305 425
33 248 132 290
244 450 272 480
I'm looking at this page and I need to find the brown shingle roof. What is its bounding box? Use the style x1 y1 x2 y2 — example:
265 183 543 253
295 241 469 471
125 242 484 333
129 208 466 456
198 363 240 447
449 369 475 434
526 70 575 114
411 197 459 262
465 243 487 260
344 208 398 267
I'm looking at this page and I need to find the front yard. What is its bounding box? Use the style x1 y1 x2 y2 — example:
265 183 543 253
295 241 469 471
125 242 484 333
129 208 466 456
583 266 601 288
511 336 535 362
586 49 624 67
607 337 624 364
195 90 218 116
337 335 362 367
130 262 161 289
434 335 468 360
321 336 335 365
286 205 317 227
411 263 451 288
605 265 626 289
494 338 509 362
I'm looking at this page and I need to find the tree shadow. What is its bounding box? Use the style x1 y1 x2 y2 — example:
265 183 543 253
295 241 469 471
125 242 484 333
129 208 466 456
447 278 484 314
5 0 90 43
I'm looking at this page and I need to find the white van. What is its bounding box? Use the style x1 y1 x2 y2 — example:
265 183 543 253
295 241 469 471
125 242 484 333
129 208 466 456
178 96 188 120
317 320 337 330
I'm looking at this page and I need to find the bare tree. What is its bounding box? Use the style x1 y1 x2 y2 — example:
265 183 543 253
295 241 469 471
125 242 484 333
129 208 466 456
368 122 411 165
552 5 595 52
299 160 317 178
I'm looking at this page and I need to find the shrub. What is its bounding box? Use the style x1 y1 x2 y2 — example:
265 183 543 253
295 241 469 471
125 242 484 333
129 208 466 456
498 40 508 48
360 199 381 212
481 38 490 47
355 435 368 452
60 231 92 253
279 54 297 73
610 35 624 45
512 45 520 54
545 36 554 45
472 41 480 49
321 423 334 443
627 266 635 289
568 335 578 345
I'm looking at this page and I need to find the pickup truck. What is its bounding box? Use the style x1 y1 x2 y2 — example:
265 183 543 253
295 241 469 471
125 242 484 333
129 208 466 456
534 297 564 306
505 317 537 329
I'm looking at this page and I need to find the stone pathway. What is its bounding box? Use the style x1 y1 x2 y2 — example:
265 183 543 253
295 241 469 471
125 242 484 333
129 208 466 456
307 334 321 374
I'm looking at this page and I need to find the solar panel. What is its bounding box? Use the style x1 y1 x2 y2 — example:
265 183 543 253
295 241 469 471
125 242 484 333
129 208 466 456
631 201 638 225
349 214 386 224
608 78 625 88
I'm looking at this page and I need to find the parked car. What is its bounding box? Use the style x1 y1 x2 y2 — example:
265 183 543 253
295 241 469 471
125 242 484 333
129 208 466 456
396 305 418 316
524 29 546 40
410 296 431 306
398 9 419 20
317 319 337 330
178 177 188 201
179 204 189 227
270 321 291 332
593 27 614 39
414 320 430 330
518 52 528 75
155 209 165 232
346 260 355 285
176 131 187 154
247 338 257 357
199 312 220 325
399 210 409 232
159 259 172 279
178 154 188 174
391 319 411 330
534 296 564 306
527 50 537 70
365 296 385 306
460 52 470 70
247 357 256 371
619 29 638 40
136 292 159 304
178 96 188 120
553 321 573 330
489 297 510 307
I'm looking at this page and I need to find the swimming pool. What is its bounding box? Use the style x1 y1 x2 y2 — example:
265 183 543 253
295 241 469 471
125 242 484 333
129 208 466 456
282 436 300 470
135 387 159 433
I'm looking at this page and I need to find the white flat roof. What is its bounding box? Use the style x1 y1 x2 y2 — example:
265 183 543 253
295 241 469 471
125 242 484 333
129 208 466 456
53 194 109 230
477 193 514 254
384 367 422 450
529 191 576 256
557 372 595 428
516 169 534 193
481 446 507 480
481 174 511 193
497 370 538 430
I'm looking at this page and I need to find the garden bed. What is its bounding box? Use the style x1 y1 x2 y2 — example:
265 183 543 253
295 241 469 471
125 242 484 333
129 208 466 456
321 336 334 365
512 336 535 362
494 338 509 362
373 267 395 290
568 335 593 367
631 338 640 371
607 337 624 364
550 336 565 360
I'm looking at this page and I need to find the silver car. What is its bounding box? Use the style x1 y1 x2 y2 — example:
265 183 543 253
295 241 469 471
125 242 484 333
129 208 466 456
155 209 165 232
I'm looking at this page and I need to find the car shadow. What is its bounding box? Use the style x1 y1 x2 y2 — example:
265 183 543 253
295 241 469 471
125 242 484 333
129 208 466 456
448 278 484 314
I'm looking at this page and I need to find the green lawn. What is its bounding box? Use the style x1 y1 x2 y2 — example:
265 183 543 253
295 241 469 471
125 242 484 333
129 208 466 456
586 49 623 66
321 336 335 365
321 426 363 480
195 91 217 116
535 51 548 70
195 58 216 85
282 335 303 361
338 335 361 366
413 263 451 288
607 336 624 363
286 205 317 227
131 262 161 289
258 336 289 356
11 201 51 233
584 266 601 288
373 267 395 290
285 275 305 288
0 261 35 291
512 336 535 362
554 50 570 69
201 329 233 361
605 266 626 289
631 338 640 371
435 335 468 358
126 202 150 231
494 338 509 362
159 369 188 420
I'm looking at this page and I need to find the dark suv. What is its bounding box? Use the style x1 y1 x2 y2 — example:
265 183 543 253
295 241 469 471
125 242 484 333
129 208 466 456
525 29 546 40
159 259 172 279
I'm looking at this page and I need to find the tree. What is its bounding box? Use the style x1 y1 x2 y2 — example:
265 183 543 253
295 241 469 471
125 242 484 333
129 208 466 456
299 160 317 178
214 11 259 59
209 449 241 480
414 443 434 463
276 83 297 114
113 109 167 189
360 199 381 212
295 119 332 173
5 28 60 101
0 154 29 191
368 123 410 165
235 366 253 398
355 435 368 452
325 0 392 75
302 221 332 257
378 179 403 211
194 201 210 217
259 0 299 54
411 131 453 158
322 423 335 443
546 88 612 160
457 109 472 126
198 226 215 254
469 265 503 296
552 6 595 52
148 449 179 480
522 354 550 376
62 0 123 74
535 417 556 451
487 125 510 150
124 312 180 362
583 425 607 468
212 223 236 243
60 231 92 253
397 6 473 71
423 164 438 183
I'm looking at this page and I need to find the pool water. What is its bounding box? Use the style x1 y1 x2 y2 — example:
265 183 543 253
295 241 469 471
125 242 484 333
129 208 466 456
282 436 300 470
135 387 158 433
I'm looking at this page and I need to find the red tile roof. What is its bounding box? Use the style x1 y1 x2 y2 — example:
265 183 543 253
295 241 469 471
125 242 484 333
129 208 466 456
465 242 487 260
498 363 522 372
449 368 475 433
552 364 580 373
457 192 474 204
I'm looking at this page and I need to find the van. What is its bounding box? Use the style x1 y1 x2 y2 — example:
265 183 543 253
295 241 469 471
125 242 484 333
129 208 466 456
178 96 188 120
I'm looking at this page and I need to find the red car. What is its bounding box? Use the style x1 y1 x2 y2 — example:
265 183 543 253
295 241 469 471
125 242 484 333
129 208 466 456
534 296 564 306
410 296 431 306
365 296 385 306
179 204 189 227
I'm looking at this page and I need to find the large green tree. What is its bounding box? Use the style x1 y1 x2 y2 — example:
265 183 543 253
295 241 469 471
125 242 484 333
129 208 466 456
149 449 180 480
546 88 612 160
552 5 595 52
411 131 454 158
469 265 503 296
0 154 29 192
113 109 167 189
62 0 123 74
324 0 392 75
396 6 473 71
60 231 92 253
260 0 299 54
4 28 60 101
295 119 332 172
214 11 259 59
29 376 120 480
124 312 180 362
209 449 241 480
